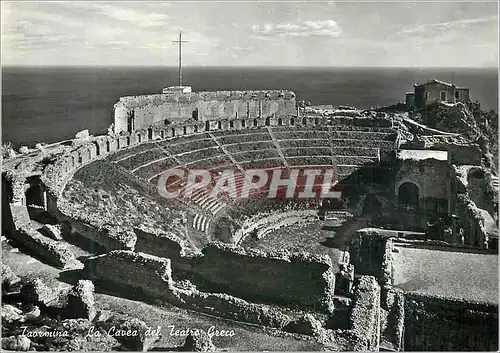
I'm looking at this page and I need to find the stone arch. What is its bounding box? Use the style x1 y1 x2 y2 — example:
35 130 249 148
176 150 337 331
229 120 234 129
94 141 101 156
217 121 222 130
126 136 131 146
241 119 246 128
205 121 210 131
265 116 270 126
171 128 176 137
290 117 295 126
278 118 283 126
397 181 420 208
148 128 153 140
160 130 165 139
106 140 111 153
183 126 187 135
253 118 258 127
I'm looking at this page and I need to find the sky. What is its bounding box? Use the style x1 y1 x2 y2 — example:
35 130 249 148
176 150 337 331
1 1 498 67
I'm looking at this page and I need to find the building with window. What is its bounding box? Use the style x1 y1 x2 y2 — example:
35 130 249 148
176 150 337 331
405 79 471 110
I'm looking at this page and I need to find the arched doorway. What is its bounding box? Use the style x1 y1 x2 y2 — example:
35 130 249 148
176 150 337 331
148 128 153 140
398 182 419 209
205 121 210 131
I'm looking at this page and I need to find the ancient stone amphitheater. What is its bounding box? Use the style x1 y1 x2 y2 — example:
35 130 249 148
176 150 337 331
2 90 498 351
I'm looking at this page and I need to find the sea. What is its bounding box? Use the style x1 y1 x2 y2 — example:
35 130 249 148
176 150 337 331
2 66 498 148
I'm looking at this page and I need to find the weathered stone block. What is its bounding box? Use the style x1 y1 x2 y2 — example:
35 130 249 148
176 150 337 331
65 280 96 321
2 335 31 351
20 278 58 305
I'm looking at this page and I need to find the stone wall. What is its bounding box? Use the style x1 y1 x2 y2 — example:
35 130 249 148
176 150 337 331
133 226 189 263
2 173 80 269
434 143 482 165
113 90 297 133
349 228 393 282
404 292 498 351
449 165 497 249
465 166 496 217
86 250 292 329
394 158 450 206
380 285 405 351
455 193 494 249
86 251 384 350
190 242 335 312
349 276 381 351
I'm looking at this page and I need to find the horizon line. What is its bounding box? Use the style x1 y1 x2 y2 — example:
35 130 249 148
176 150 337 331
2 64 498 69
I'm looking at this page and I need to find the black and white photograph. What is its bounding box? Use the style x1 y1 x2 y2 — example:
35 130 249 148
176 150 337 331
1 1 499 351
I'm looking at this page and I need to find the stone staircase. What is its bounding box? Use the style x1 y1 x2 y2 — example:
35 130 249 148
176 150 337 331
192 213 210 232
267 127 290 169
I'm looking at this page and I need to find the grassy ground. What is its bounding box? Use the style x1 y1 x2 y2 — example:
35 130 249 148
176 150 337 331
241 218 368 268
2 238 323 351
392 243 498 304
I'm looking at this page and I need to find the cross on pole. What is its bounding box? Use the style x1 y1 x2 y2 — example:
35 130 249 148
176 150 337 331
173 31 188 87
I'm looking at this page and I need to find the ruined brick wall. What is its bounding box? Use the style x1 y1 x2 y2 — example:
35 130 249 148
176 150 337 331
190 242 335 312
86 250 292 329
98 226 335 312
350 276 381 351
380 285 405 351
349 228 392 282
394 158 451 209
133 226 189 263
2 173 80 269
86 251 383 348
433 143 482 165
466 167 496 217
455 193 492 248
113 90 297 133
404 293 498 351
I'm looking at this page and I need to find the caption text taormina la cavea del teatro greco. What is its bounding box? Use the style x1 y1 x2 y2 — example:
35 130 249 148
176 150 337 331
21 324 236 339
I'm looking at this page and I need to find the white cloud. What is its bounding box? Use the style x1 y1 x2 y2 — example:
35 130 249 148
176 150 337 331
400 16 497 35
68 2 170 28
251 20 342 38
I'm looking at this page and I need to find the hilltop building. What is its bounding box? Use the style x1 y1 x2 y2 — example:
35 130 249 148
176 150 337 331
406 79 471 110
